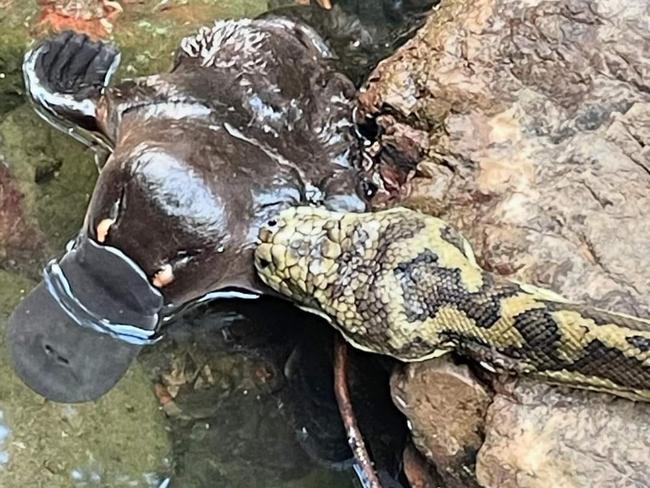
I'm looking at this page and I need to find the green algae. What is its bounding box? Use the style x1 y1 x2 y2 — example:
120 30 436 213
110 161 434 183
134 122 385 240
0 106 98 257
0 2 33 117
0 270 34 321
0 330 171 487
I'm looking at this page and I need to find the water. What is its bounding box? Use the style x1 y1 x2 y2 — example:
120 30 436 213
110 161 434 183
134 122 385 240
0 1 430 486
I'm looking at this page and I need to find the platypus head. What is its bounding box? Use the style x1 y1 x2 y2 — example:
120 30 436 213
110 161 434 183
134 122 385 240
85 122 269 305
8 16 376 404
7 118 308 402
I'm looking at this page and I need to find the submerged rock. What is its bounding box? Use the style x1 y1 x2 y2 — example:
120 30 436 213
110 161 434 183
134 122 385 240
359 0 650 485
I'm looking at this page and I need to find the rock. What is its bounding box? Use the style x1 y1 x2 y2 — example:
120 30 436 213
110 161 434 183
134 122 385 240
477 380 650 488
361 0 650 485
391 358 491 488
361 0 650 316
403 443 445 488
35 0 123 37
0 165 42 259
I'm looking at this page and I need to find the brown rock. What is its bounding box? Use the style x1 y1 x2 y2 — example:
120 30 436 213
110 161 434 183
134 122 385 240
403 443 445 488
477 379 650 488
0 164 42 257
35 0 122 37
362 0 650 486
391 358 492 488
362 0 650 315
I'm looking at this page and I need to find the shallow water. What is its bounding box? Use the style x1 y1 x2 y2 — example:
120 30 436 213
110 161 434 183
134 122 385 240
0 1 426 486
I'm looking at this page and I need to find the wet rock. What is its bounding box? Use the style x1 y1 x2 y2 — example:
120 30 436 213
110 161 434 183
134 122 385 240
0 165 42 259
361 0 650 315
361 0 650 485
391 358 491 488
403 443 445 488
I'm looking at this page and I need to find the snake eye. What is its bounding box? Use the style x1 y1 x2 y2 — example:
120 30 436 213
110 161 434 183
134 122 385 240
267 219 277 227
258 258 270 269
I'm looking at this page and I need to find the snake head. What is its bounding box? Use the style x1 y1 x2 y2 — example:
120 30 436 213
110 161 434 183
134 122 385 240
255 205 390 333
255 207 344 311
255 206 393 340
255 206 469 360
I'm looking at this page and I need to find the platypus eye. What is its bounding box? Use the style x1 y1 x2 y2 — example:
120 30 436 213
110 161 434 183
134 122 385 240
359 178 378 199
152 249 203 288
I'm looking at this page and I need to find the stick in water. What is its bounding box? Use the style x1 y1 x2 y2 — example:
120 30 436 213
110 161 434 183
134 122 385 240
333 335 383 488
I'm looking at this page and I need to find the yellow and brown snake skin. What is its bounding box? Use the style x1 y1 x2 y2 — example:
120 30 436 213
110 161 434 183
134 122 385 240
255 206 650 402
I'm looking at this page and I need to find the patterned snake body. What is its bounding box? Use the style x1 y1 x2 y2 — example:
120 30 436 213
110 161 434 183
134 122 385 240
255 207 650 402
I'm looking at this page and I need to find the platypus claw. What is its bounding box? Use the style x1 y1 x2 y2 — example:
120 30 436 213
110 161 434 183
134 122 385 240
23 31 120 147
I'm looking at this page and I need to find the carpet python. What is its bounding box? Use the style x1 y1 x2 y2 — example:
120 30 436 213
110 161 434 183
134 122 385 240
255 206 650 402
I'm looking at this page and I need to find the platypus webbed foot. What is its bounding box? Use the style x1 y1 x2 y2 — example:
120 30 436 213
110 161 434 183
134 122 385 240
23 31 120 147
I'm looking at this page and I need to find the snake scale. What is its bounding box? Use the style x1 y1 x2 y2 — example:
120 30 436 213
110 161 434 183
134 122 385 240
255 206 650 402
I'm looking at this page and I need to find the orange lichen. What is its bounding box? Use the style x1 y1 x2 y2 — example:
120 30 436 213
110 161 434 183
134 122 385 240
34 0 123 38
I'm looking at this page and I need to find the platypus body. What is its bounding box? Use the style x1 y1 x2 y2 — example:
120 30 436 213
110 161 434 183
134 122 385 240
9 16 373 402
38 18 370 302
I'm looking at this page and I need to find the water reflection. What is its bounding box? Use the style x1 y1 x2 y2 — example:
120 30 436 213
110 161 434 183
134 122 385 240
0 411 11 467
69 466 168 487
146 297 407 487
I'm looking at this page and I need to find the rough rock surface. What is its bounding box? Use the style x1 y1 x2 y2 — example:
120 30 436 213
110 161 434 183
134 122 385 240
403 443 445 488
391 358 491 488
361 0 650 315
360 0 650 486
477 380 650 488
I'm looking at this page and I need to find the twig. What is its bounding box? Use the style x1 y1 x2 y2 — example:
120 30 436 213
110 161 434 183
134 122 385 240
333 335 383 488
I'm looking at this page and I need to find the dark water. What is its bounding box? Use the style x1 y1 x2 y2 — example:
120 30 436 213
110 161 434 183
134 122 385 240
0 1 431 486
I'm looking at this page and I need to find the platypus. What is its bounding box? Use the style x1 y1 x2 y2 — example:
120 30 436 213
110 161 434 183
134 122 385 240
8 17 375 402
